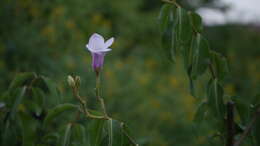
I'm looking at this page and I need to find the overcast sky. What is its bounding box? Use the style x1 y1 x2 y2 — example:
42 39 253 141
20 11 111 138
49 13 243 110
198 0 260 25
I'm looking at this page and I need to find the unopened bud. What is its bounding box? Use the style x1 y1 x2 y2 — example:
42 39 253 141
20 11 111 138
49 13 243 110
67 75 75 87
75 76 81 87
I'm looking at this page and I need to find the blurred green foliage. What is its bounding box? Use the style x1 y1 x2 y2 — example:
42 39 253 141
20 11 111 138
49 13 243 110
0 0 260 145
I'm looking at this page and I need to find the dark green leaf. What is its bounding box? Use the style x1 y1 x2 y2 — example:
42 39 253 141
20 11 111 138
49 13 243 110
89 119 105 146
10 87 27 119
158 4 173 32
193 102 208 124
9 72 36 90
176 7 193 46
63 123 72 146
207 79 225 119
160 5 177 62
190 34 210 79
43 103 78 127
231 96 250 124
210 51 229 80
189 12 203 33
70 124 88 146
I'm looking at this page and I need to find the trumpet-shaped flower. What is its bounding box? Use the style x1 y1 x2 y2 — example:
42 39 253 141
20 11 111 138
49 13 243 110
86 33 114 73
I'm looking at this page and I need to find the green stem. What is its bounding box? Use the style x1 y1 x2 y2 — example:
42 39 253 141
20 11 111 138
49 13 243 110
95 74 108 118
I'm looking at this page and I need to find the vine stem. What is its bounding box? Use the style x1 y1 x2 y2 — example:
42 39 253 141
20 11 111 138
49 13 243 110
234 108 260 146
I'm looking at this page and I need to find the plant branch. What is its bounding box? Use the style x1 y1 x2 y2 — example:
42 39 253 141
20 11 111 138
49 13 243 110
234 108 260 146
209 63 216 79
226 101 235 146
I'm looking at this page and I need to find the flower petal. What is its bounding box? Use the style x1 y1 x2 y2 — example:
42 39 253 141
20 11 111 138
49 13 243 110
104 37 114 48
88 33 105 51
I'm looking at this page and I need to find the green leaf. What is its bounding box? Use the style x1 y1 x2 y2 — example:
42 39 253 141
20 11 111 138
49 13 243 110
193 102 208 124
70 124 87 146
106 120 136 146
9 72 36 90
42 132 60 145
176 7 193 46
89 119 105 146
189 12 203 33
10 87 27 119
43 103 78 127
190 34 210 79
160 5 177 62
231 96 250 124
207 79 225 119
158 4 173 32
19 112 38 146
210 51 229 80
63 123 72 146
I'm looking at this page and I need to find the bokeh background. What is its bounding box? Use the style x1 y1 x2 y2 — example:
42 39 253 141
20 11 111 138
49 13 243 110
0 0 259 145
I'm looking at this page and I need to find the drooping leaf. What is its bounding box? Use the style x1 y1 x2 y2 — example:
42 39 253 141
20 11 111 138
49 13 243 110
210 51 229 80
189 12 203 33
43 103 78 127
89 119 105 146
62 123 72 146
193 101 208 124
190 34 210 79
207 79 225 119
158 4 173 32
9 72 36 90
175 7 193 47
42 132 60 145
70 123 88 146
160 4 177 62
19 112 38 146
10 87 27 119
231 96 250 125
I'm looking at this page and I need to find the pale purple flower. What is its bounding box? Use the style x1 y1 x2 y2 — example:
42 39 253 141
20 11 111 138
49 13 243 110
86 33 114 73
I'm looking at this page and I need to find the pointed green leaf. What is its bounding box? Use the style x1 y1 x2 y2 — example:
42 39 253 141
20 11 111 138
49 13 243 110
193 102 208 124
43 104 78 127
70 124 87 146
63 123 72 146
158 4 173 32
9 72 36 90
210 51 229 80
176 7 193 46
207 79 225 119
10 87 27 119
189 12 203 33
160 5 177 62
231 96 250 124
89 119 105 146
190 34 210 79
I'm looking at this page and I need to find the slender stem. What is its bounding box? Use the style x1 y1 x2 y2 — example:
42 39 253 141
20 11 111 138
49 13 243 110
234 108 260 146
161 0 180 7
209 63 216 79
95 74 108 117
226 101 235 146
71 86 108 120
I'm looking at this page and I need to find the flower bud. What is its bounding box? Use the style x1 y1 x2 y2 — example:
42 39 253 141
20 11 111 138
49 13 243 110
67 75 75 87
